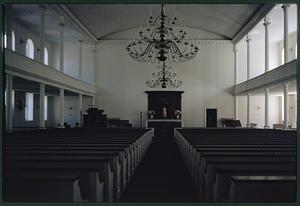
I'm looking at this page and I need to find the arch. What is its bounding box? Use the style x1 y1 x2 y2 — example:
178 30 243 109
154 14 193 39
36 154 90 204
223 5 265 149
25 39 34 59
44 47 48 65
12 30 15 51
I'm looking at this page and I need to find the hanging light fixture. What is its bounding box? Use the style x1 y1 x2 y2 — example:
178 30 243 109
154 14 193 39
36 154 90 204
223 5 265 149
126 4 198 88
146 62 182 88
126 4 198 64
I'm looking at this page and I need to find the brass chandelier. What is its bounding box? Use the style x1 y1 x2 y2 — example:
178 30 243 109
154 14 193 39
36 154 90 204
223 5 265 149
146 62 182 88
126 4 198 88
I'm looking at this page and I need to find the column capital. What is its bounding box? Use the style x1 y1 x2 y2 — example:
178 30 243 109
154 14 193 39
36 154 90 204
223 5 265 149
78 39 83 43
59 22 65 27
281 4 291 10
264 88 270 92
39 5 47 11
283 82 289 87
263 16 271 26
6 73 13 78
59 16 65 27
246 35 251 42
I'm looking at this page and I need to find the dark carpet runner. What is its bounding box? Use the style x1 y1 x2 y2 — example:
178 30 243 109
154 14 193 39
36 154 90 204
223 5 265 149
119 135 198 202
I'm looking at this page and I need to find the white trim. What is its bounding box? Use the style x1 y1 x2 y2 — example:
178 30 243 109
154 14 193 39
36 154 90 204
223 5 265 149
98 39 233 46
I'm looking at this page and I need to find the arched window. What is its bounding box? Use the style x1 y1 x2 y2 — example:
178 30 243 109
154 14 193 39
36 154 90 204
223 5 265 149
4 33 7 48
44 47 48 65
12 30 15 51
25 39 34 59
281 48 284 65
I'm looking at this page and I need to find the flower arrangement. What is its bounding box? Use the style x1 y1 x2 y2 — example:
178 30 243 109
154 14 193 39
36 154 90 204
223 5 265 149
148 110 156 119
174 110 181 119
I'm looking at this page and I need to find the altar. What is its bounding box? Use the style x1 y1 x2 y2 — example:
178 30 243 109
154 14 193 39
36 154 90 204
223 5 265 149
145 91 184 136
146 119 182 136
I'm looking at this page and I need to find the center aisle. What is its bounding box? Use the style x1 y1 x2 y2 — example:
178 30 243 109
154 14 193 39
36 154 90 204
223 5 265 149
120 134 198 202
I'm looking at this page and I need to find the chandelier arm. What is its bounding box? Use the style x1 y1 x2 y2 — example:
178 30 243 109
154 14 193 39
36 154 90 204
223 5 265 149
149 28 160 40
150 16 160 27
137 42 154 61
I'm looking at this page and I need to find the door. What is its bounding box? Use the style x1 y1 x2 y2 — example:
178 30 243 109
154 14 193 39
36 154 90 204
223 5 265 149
206 108 217 127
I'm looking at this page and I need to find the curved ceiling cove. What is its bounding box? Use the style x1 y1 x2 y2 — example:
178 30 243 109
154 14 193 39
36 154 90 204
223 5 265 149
66 4 263 40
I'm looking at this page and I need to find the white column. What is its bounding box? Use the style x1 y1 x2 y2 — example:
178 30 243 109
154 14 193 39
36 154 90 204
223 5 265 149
264 88 270 128
234 45 238 84
6 74 13 131
39 5 46 63
247 93 251 127
263 16 270 72
282 4 290 64
283 83 289 129
39 83 45 128
92 44 97 85
78 93 83 125
59 17 65 73
78 39 83 79
5 5 13 50
234 96 238 120
59 88 65 128
246 35 251 80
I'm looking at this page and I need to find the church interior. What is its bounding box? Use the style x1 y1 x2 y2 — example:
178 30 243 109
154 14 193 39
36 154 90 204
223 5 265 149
2 2 298 202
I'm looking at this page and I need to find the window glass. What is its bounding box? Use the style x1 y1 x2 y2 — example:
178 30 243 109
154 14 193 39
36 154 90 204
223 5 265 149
25 92 34 121
44 47 48 65
25 39 34 59
4 33 7 48
12 30 15 51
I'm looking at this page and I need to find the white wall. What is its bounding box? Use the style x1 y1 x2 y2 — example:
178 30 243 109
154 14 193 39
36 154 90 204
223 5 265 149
51 41 95 84
95 40 234 127
54 95 81 127
249 95 265 128
12 91 56 128
237 95 247 127
12 20 95 85
12 20 53 66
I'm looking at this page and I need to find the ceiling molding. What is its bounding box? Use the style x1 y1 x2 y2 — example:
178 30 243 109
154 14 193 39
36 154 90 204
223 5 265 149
99 25 229 41
98 39 233 46
52 4 98 43
232 4 275 44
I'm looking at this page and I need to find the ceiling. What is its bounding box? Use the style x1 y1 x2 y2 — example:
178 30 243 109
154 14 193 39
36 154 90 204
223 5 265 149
66 4 263 40
12 4 264 43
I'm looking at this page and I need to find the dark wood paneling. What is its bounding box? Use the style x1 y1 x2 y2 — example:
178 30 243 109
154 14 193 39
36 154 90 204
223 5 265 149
145 91 183 119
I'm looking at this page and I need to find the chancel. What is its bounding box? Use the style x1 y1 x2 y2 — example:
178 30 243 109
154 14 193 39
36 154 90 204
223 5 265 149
2 2 298 203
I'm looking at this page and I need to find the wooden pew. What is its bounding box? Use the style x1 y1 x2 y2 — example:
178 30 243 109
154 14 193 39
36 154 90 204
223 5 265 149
226 175 296 202
4 128 153 202
174 128 296 202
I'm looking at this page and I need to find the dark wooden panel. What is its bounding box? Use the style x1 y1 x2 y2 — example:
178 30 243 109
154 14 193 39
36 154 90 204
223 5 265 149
145 91 184 119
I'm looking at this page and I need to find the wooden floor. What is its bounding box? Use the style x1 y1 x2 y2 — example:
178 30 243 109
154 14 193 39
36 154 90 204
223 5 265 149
120 134 198 202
